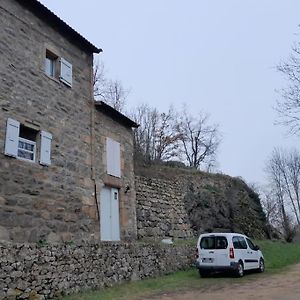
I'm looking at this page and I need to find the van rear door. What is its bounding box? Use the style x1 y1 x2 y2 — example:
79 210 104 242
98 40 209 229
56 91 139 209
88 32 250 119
199 235 228 266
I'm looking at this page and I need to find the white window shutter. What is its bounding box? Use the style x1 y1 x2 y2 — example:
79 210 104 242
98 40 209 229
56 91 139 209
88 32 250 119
60 57 72 87
4 118 20 157
40 131 52 166
106 138 121 178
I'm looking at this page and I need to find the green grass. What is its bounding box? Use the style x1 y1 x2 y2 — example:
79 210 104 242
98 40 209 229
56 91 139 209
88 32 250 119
63 240 300 300
255 240 300 271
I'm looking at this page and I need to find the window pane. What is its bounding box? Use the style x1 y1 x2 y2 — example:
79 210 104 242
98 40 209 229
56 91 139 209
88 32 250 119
246 238 256 250
45 58 55 77
18 140 25 149
24 143 34 151
18 149 34 160
239 237 248 249
215 237 227 249
232 236 241 249
200 237 215 249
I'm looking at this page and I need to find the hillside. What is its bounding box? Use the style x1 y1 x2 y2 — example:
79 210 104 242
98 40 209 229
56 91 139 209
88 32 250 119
135 165 267 239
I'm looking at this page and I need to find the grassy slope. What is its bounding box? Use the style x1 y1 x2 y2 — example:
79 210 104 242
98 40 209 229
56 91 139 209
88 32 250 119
63 240 300 300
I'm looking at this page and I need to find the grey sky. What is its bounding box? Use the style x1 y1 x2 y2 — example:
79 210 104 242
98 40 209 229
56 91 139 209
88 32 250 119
40 0 300 185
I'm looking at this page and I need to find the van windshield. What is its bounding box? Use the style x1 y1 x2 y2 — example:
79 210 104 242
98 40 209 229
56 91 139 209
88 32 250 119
200 236 228 249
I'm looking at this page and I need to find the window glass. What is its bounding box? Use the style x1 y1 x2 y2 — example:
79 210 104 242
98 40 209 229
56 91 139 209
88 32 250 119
232 236 247 249
200 236 227 249
215 237 228 249
17 125 37 162
45 50 57 78
246 238 256 250
232 236 240 249
238 237 248 249
200 237 215 249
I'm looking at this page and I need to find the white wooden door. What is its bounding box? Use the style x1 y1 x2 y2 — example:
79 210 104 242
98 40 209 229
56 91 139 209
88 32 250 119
100 187 120 241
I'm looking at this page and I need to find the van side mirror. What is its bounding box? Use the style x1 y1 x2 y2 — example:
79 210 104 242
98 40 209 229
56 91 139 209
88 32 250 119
254 245 260 251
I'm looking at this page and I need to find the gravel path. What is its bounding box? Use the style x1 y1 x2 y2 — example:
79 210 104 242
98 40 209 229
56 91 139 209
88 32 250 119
141 264 300 300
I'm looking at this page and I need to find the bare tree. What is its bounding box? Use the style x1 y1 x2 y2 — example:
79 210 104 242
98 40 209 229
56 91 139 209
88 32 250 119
93 60 129 112
265 148 299 241
276 41 300 135
175 109 220 170
93 60 107 100
131 104 181 163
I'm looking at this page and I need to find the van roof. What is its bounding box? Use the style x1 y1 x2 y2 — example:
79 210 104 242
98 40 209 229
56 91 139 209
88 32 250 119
199 232 248 238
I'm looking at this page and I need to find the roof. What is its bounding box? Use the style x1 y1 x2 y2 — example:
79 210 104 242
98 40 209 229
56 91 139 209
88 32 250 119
16 0 102 54
95 101 139 129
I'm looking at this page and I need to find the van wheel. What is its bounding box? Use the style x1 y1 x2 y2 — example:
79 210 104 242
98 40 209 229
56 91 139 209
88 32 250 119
257 258 265 273
199 270 210 278
235 261 244 277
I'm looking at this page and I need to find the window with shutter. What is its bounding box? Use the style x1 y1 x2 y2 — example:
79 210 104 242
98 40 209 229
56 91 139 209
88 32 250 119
4 118 52 165
106 138 121 178
60 58 72 87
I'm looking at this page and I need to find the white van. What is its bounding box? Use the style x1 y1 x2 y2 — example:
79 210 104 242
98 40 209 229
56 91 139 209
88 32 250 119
195 233 265 277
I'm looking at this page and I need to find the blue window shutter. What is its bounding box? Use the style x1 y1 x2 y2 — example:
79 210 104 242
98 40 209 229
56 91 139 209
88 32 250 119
40 131 52 166
4 118 20 157
60 58 72 87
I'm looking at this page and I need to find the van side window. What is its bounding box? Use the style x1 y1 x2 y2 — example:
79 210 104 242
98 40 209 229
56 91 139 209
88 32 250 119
233 236 247 249
246 238 256 250
239 237 248 249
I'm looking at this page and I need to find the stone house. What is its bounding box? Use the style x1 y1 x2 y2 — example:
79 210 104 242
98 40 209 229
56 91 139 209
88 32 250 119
0 0 138 243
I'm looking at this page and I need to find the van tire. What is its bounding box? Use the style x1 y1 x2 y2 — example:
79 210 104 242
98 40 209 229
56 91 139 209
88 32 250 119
199 269 210 278
257 258 265 273
235 261 244 277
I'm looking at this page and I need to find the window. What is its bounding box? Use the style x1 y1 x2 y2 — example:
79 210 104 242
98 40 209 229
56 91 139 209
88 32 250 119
106 137 121 178
4 118 52 165
17 125 37 162
232 236 248 249
200 236 228 250
246 238 256 250
45 50 57 78
45 50 72 87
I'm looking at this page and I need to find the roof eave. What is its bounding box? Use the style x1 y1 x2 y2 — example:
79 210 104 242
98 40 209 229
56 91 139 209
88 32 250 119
16 0 102 54
95 101 139 129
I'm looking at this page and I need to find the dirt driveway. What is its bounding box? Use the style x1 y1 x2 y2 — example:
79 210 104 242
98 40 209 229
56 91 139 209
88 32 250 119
142 264 300 300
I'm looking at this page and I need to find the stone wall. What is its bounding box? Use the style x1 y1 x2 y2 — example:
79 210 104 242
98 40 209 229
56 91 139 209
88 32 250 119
136 166 267 240
0 241 194 300
136 177 194 239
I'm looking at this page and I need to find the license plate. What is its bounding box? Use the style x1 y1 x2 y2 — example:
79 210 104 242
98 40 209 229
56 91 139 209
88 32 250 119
202 258 214 263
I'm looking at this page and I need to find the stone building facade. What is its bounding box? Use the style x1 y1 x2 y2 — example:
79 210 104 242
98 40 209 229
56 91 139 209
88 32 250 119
0 0 138 243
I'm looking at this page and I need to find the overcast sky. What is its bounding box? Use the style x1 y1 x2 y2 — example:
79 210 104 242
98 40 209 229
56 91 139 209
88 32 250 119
40 0 300 185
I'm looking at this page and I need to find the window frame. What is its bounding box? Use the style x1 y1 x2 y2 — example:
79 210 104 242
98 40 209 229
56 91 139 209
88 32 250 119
45 50 58 79
17 137 36 163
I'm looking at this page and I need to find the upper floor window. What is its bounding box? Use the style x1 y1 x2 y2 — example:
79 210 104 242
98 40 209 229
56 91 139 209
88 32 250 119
45 50 58 78
45 49 72 88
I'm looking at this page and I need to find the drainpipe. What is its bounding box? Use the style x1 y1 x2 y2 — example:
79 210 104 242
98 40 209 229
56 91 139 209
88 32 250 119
90 52 102 222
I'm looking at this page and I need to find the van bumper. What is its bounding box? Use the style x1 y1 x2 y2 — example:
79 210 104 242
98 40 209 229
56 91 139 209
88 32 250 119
195 261 239 272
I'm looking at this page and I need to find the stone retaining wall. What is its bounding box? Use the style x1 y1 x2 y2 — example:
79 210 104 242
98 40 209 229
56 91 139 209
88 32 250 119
0 242 194 300
135 167 267 240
